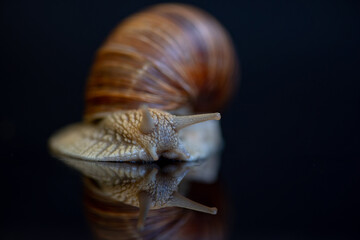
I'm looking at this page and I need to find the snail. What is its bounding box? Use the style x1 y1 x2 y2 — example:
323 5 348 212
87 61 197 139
49 3 237 236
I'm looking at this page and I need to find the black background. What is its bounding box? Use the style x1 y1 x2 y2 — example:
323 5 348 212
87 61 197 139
1 0 359 239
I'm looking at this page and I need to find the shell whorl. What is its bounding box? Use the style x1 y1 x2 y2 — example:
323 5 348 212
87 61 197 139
85 4 237 119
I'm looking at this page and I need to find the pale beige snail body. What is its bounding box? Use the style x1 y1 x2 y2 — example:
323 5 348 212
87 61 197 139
49 3 237 232
50 107 221 162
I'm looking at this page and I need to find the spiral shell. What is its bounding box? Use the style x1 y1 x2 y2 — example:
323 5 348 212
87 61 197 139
85 3 237 119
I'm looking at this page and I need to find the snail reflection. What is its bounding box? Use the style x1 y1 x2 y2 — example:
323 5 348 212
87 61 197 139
61 158 217 230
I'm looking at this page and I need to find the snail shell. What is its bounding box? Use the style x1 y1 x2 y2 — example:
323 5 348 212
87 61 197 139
85 3 237 117
48 3 237 231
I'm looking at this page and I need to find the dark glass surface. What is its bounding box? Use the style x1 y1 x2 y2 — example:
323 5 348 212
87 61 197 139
1 0 359 239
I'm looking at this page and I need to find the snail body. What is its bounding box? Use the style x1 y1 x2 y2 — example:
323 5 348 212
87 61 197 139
50 107 221 162
49 3 237 233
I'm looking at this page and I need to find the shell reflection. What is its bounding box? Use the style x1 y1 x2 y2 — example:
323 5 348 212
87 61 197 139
62 158 218 231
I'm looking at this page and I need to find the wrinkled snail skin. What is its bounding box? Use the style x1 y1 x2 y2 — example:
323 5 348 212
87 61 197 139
49 107 221 162
49 3 237 237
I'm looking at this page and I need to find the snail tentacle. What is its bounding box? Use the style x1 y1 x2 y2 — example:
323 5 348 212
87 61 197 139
141 142 159 161
137 191 152 230
139 105 155 134
166 191 218 215
173 112 221 131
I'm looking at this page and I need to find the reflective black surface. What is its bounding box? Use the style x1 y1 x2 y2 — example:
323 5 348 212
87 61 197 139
1 0 359 239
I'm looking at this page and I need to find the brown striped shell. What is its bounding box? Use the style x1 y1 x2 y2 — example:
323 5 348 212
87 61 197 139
85 3 237 119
